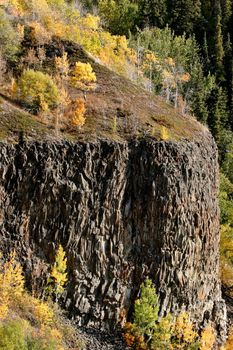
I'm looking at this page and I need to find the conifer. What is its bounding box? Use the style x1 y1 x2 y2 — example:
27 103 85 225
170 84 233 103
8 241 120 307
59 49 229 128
214 14 225 80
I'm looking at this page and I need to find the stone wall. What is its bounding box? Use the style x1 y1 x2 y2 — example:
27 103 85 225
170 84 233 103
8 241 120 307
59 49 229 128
0 137 226 340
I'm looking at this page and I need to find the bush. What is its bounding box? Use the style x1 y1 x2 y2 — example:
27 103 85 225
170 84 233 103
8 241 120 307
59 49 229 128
17 70 59 113
0 250 83 350
0 320 27 350
0 9 21 61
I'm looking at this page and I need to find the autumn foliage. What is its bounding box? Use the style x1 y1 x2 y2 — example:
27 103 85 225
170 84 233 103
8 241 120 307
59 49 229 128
70 98 86 127
70 62 97 92
0 248 81 350
17 69 59 113
47 245 67 301
123 279 216 350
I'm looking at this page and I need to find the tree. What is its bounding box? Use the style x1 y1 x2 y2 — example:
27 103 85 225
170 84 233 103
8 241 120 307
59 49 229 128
69 98 86 127
0 251 24 320
220 0 232 32
171 312 199 349
214 14 225 80
167 0 201 35
98 0 138 36
207 85 228 144
134 279 159 340
224 34 233 122
203 32 211 71
189 65 216 124
137 0 167 29
23 48 39 68
70 61 96 94
47 245 67 301
17 70 59 113
123 279 201 349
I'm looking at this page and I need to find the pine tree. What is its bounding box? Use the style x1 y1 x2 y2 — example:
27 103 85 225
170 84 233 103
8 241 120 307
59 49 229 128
214 13 225 80
189 62 215 123
167 0 201 35
137 0 167 29
224 34 233 128
134 279 159 339
207 86 229 144
220 0 232 33
203 32 211 71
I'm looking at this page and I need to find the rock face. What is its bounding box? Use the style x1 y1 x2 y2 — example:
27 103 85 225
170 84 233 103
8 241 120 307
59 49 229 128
0 137 226 339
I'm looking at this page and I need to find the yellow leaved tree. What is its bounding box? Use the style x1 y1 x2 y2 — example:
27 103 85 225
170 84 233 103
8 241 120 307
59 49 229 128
0 251 24 320
200 325 215 350
47 245 67 301
171 312 198 349
70 98 86 127
70 61 96 95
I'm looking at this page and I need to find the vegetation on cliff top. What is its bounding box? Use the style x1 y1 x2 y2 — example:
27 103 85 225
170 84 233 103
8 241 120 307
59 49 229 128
0 0 209 143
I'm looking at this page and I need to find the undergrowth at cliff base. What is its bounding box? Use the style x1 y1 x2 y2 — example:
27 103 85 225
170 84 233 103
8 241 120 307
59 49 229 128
123 279 217 350
0 249 84 350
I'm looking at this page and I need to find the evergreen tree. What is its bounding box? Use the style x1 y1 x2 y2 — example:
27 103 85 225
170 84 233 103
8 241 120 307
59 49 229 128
214 14 225 80
224 34 233 128
189 62 215 124
134 279 159 339
167 0 201 35
220 0 232 33
137 0 167 29
207 86 228 144
203 32 211 71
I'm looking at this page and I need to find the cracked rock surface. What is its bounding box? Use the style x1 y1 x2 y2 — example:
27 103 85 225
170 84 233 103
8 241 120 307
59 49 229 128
0 137 227 341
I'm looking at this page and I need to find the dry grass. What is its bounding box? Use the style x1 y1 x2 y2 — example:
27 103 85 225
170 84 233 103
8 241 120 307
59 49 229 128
0 39 206 143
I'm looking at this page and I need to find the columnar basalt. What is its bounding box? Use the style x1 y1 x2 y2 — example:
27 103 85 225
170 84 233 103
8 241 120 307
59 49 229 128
0 137 226 340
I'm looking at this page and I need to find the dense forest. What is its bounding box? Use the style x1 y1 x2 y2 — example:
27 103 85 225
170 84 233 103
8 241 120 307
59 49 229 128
0 0 233 349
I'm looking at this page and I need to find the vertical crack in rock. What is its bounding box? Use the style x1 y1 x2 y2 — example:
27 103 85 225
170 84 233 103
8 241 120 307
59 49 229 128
0 137 226 341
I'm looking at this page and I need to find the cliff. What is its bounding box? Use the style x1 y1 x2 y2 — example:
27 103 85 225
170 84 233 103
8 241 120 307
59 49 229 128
0 135 227 340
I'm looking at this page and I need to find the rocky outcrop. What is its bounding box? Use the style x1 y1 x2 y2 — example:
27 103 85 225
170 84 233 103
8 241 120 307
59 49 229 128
0 137 226 340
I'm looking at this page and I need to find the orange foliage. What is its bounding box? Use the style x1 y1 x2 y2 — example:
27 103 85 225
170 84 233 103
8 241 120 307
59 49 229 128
70 98 86 127
123 322 147 350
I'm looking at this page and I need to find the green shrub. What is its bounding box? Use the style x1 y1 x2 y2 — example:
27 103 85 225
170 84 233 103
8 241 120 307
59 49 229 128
17 70 59 113
27 336 57 350
0 9 21 61
0 320 27 350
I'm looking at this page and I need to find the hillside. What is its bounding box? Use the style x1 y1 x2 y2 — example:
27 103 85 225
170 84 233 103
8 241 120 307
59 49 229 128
0 37 206 143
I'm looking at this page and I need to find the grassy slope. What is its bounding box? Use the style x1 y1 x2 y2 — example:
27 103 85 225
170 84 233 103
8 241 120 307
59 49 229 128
0 38 206 143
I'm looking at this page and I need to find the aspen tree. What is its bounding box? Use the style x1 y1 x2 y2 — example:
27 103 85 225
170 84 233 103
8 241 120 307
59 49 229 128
47 245 67 301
